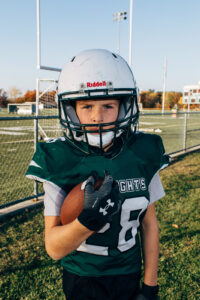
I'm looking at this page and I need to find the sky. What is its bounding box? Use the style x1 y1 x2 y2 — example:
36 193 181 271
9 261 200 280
1 0 200 96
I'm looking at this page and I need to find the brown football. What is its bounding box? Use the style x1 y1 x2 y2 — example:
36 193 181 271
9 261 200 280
60 177 103 225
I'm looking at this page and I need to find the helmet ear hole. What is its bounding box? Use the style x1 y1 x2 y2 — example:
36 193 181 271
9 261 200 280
117 97 131 121
62 103 80 124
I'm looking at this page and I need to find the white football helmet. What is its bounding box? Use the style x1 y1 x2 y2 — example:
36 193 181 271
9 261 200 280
57 49 139 155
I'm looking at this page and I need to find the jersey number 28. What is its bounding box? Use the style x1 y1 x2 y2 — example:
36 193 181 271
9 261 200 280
77 196 148 256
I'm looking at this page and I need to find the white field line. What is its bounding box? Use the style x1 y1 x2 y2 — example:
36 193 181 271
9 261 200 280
0 127 34 131
139 122 166 125
158 123 200 129
0 131 27 135
140 121 200 129
0 125 61 137
0 126 60 131
0 139 34 144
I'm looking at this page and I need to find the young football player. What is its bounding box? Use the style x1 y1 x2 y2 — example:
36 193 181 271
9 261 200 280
26 49 170 300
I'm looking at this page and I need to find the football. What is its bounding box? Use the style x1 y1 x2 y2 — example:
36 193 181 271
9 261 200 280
60 177 103 225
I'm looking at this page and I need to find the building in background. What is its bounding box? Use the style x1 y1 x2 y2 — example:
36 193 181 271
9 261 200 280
182 82 200 105
8 102 44 114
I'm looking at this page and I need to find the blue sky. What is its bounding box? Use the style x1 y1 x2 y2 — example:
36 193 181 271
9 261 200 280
1 0 200 95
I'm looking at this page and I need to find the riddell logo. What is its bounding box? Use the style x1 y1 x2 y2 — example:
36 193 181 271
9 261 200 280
87 81 106 88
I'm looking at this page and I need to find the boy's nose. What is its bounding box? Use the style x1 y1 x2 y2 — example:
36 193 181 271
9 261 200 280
91 108 103 123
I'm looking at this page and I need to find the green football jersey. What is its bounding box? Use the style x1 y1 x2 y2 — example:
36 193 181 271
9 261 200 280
26 132 170 276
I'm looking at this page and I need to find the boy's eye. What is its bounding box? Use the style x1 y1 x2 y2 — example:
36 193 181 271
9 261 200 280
105 105 113 109
82 105 92 109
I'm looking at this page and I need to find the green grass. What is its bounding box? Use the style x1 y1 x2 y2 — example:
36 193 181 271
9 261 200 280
0 151 200 299
139 113 200 153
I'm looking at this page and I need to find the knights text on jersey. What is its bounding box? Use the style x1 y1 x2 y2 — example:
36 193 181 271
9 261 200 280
26 132 170 277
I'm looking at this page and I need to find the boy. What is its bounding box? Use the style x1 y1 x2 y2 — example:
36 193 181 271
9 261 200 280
26 49 169 299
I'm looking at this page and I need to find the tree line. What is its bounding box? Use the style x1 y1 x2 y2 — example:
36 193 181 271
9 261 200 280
0 89 56 108
140 90 182 109
0 87 188 110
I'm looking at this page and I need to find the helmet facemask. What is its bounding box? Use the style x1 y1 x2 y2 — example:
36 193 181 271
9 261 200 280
58 90 139 156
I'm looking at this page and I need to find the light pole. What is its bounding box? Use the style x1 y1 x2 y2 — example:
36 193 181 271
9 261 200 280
129 0 133 67
113 11 127 53
162 56 167 114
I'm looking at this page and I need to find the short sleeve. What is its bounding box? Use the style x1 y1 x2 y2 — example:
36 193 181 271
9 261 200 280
43 182 67 216
148 172 165 205
26 142 49 182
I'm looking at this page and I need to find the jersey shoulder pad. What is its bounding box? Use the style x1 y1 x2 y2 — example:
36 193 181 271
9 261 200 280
26 137 80 183
128 132 170 170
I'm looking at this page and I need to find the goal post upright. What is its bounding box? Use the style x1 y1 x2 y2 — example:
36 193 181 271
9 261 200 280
36 0 61 198
36 0 61 72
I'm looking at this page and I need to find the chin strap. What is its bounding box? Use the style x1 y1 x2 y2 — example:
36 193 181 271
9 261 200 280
83 132 114 147
83 130 123 148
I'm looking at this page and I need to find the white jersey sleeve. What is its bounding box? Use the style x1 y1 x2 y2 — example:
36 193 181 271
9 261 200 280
43 181 67 216
148 172 165 205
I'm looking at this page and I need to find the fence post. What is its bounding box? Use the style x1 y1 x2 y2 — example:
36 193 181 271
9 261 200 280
183 112 187 151
34 79 40 198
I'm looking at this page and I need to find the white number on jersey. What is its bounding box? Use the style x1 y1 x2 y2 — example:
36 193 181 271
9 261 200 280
77 196 148 256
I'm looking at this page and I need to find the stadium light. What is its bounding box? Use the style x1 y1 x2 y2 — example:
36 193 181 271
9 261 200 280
112 11 127 53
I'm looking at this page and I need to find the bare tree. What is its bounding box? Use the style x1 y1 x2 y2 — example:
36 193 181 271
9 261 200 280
8 86 22 102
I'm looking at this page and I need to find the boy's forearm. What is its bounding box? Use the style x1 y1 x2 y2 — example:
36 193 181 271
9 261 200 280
142 221 159 286
45 218 94 260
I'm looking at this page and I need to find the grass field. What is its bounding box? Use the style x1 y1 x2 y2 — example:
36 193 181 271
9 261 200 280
0 151 200 299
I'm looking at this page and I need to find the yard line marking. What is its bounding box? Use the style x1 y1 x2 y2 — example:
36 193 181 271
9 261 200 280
0 139 34 144
0 131 27 135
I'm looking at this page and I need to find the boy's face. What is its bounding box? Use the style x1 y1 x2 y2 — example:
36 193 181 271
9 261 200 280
75 99 119 133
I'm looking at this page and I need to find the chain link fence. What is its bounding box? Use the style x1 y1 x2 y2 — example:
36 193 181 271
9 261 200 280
139 111 200 154
0 104 200 208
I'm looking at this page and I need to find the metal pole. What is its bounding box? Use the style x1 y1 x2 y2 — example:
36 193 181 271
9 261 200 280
36 0 61 72
36 0 41 70
183 112 187 151
162 56 167 114
129 0 133 67
113 11 127 54
36 78 40 118
188 90 191 112
34 78 40 198
118 20 120 53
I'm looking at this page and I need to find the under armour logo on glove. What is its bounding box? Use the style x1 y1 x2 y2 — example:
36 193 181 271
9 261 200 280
78 171 121 231
99 199 114 216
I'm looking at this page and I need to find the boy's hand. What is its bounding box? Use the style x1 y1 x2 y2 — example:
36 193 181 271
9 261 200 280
134 283 159 300
78 172 121 231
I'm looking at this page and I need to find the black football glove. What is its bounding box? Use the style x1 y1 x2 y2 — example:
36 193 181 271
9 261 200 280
134 283 159 300
78 172 121 231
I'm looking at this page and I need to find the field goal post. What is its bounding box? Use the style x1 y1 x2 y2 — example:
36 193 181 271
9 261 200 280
34 78 61 196
35 0 62 197
36 0 62 142
35 78 61 142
